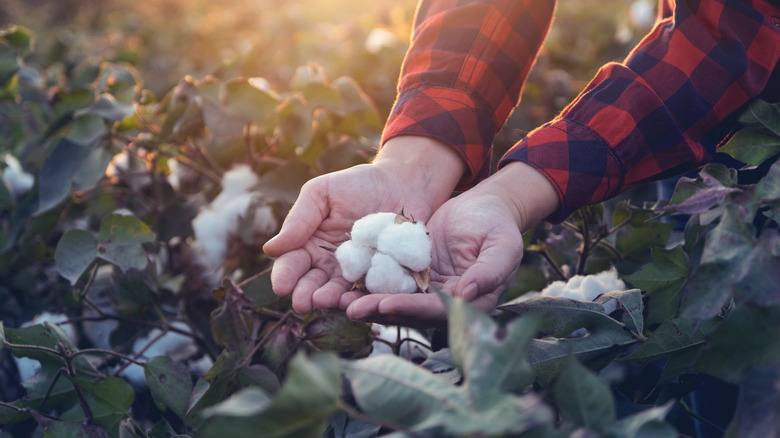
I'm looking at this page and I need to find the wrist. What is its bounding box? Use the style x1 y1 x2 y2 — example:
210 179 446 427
372 135 466 210
471 161 560 231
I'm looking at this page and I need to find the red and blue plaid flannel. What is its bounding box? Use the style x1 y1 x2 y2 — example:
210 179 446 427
382 0 780 221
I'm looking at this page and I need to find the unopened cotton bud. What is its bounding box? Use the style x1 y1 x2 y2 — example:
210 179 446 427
335 240 375 282
350 212 397 248
376 221 431 271
365 253 417 294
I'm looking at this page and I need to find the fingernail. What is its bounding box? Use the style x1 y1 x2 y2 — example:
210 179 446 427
462 283 478 301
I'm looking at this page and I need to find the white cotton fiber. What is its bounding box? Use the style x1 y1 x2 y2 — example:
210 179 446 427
365 253 417 294
376 221 432 271
350 212 397 247
2 154 34 197
540 267 625 314
192 164 276 281
335 240 375 282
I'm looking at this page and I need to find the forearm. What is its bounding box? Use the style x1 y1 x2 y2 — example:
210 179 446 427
501 0 780 222
384 0 555 189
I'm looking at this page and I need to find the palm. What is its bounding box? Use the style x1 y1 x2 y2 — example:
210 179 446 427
343 192 525 326
264 163 435 313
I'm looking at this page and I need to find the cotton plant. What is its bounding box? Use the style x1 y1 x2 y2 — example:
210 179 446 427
333 210 432 294
192 164 278 283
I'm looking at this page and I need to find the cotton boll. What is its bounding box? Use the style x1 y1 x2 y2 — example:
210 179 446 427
16 313 77 382
365 253 417 294
119 322 195 386
2 154 34 197
350 212 397 248
376 221 432 271
215 164 258 201
335 240 375 282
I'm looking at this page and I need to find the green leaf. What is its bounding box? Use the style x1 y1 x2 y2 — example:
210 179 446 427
37 137 93 215
700 205 756 265
604 403 676 438
67 375 135 432
614 204 673 262
1 323 98 425
553 355 615 431
30 411 111 438
144 356 195 418
738 99 780 134
200 387 272 418
620 316 719 364
596 289 644 336
256 160 314 206
76 93 136 122
666 166 739 215
98 214 155 244
344 354 463 429
755 157 780 201
694 304 780 383
222 78 279 123
97 63 139 104
198 352 342 438
443 293 537 398
55 229 98 285
727 367 779 438
97 214 154 272
733 233 780 307
624 245 688 326
719 127 780 167
71 139 115 191
499 296 626 339
679 262 739 321
500 293 640 384
67 114 107 144
344 354 553 436
1 26 33 55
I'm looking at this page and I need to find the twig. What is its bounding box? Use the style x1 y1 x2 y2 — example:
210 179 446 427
238 310 292 369
237 265 273 288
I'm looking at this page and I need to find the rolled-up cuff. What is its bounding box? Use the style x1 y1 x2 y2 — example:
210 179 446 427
382 86 496 190
499 119 624 223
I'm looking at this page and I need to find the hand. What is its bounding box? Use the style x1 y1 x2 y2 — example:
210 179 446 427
342 161 560 327
262 136 465 314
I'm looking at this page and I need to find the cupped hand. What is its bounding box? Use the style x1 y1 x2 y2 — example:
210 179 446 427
262 136 465 314
342 190 525 326
342 161 561 327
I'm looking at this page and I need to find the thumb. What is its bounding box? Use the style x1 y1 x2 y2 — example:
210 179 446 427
263 183 327 257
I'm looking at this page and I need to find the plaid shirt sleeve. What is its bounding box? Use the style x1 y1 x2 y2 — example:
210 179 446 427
381 0 556 189
500 0 780 222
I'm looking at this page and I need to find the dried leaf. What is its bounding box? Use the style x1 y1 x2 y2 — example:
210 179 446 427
411 267 430 292
395 207 413 224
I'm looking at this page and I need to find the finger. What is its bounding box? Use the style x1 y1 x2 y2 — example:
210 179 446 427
312 277 355 309
338 290 368 309
269 249 312 297
455 238 523 302
346 293 447 327
291 268 330 314
263 180 327 257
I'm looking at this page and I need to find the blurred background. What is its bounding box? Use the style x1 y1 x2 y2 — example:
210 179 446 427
1 0 657 161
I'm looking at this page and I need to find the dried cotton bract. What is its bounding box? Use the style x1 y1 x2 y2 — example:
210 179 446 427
334 210 431 294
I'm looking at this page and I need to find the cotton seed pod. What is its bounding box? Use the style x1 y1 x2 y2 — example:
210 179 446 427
350 212 397 247
305 310 373 357
365 253 418 294
335 239 375 282
376 221 431 271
